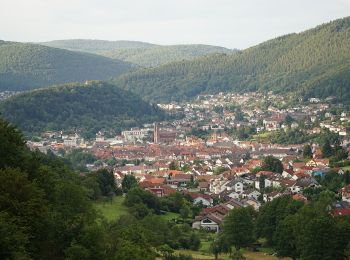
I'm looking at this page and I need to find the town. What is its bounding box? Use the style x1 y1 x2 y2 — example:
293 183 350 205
27 91 350 230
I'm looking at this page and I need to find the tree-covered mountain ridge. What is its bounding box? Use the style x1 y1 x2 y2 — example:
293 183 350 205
40 39 235 67
0 81 166 137
113 16 350 103
40 39 157 52
0 41 135 91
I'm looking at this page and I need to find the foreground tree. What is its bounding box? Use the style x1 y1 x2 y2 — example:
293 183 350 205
222 207 255 250
262 155 283 173
303 144 313 159
122 174 138 193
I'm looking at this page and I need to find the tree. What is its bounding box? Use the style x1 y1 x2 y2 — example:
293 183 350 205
256 196 303 245
222 207 255 250
0 119 26 169
262 155 283 173
344 242 350 260
303 144 313 159
259 175 266 191
209 239 221 260
180 205 191 221
230 248 246 260
273 216 299 260
321 139 333 158
122 175 138 193
169 161 179 170
297 214 339 260
95 169 116 197
0 212 29 259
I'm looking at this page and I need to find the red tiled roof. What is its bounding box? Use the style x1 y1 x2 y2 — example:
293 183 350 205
332 209 350 216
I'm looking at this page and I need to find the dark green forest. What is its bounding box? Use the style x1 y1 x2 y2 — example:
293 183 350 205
0 81 166 137
0 41 134 91
113 16 350 103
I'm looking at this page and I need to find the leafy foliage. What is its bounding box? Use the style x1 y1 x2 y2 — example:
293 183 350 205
1 81 166 137
262 155 284 173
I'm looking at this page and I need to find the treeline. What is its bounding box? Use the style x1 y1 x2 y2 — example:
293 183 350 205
40 39 234 67
0 41 134 91
40 39 155 53
213 194 350 260
1 81 167 138
102 44 234 67
114 17 350 103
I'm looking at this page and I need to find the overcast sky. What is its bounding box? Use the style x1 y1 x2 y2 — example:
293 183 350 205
1 0 349 49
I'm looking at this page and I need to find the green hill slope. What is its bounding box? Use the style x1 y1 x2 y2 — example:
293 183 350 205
0 41 135 91
113 17 350 103
40 39 156 52
1 81 166 137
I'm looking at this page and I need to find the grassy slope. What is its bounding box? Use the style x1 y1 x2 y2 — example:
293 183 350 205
93 196 129 221
93 196 180 222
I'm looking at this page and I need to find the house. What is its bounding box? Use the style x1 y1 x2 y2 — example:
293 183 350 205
198 181 210 192
340 184 350 202
242 190 261 200
263 191 283 202
189 193 213 207
280 179 298 193
225 199 245 209
192 214 222 232
241 198 261 210
226 178 244 193
306 159 329 167
263 116 284 131
292 194 308 202
332 209 350 217
166 173 192 186
140 182 176 197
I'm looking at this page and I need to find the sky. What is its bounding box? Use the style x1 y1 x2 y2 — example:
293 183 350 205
0 0 349 49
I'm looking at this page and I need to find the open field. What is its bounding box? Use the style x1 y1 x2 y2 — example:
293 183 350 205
93 196 180 222
172 249 286 260
93 196 129 221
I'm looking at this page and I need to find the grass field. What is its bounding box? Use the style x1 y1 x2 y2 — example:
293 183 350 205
93 196 129 221
160 211 180 221
173 249 285 260
93 196 180 222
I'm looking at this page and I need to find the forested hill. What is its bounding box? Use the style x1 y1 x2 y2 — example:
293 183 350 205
113 16 350 103
40 39 156 53
40 39 234 67
0 81 166 137
100 44 235 67
0 41 135 91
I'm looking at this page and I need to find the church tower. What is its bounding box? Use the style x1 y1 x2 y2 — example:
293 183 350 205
154 123 159 144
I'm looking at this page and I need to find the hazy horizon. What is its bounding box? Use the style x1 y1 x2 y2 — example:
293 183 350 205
1 0 350 49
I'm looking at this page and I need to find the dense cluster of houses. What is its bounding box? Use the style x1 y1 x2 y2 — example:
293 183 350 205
112 151 350 232
25 91 350 232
